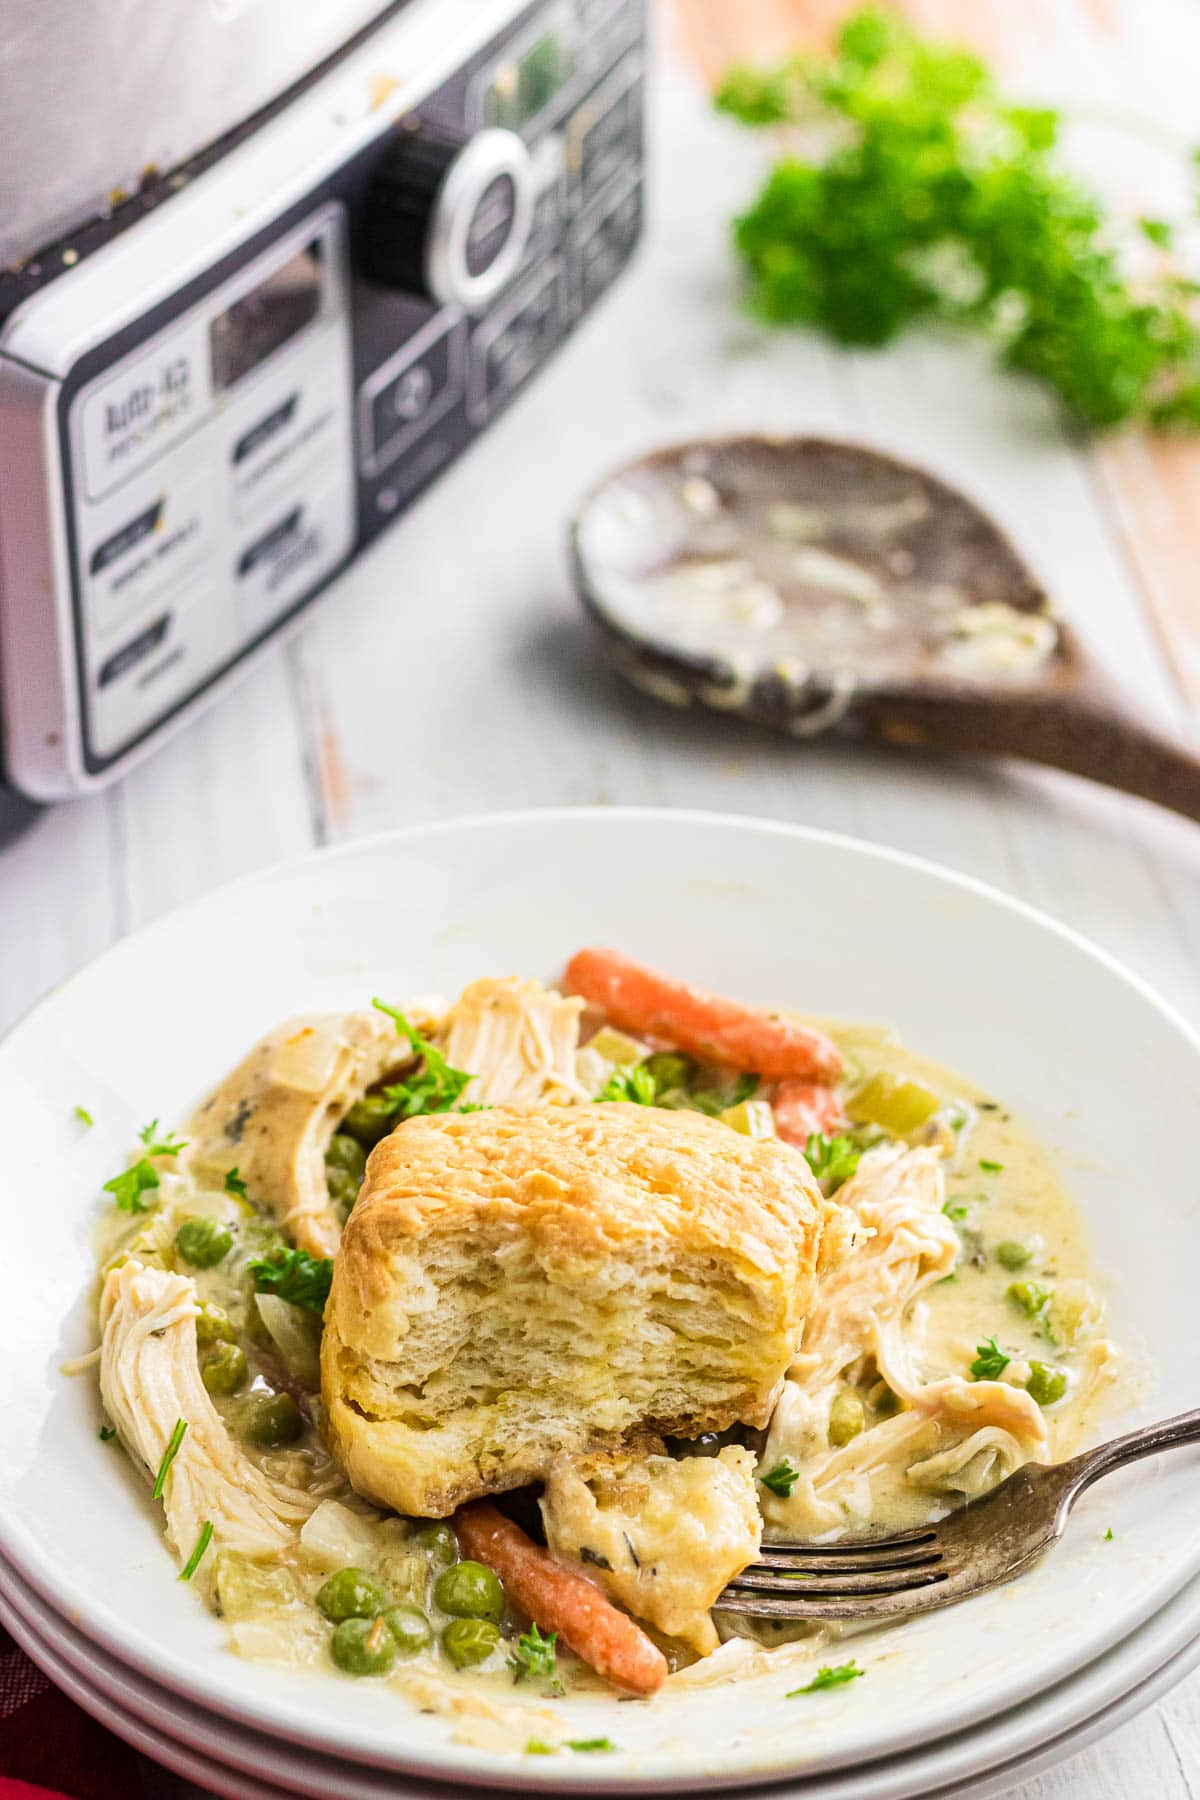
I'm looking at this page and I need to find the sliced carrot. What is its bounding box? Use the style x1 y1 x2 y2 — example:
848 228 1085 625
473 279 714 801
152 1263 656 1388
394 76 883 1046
454 1501 667 1696
772 1078 846 1148
565 948 843 1084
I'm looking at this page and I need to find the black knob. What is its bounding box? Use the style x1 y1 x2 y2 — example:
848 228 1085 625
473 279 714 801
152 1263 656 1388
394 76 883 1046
363 121 533 312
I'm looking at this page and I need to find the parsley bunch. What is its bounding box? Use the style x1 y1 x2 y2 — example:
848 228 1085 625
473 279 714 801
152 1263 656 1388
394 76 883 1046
717 8 1200 430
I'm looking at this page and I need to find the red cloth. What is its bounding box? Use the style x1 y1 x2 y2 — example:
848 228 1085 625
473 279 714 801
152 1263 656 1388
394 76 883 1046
0 1627 147 1800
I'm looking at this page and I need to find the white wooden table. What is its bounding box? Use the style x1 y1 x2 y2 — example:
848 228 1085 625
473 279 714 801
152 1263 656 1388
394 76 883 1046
3 21 1199 1800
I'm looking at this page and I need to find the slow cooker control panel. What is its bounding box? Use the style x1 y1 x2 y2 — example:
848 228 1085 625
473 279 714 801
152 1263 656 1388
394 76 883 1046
0 0 645 795
352 0 645 538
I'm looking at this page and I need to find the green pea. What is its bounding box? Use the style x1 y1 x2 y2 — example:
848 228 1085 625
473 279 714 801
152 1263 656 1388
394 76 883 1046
175 1216 234 1269
828 1389 865 1447
331 1614 397 1676
1008 1280 1054 1319
236 1391 303 1448
433 1560 504 1622
326 1132 368 1178
1026 1362 1067 1407
195 1302 236 1347
200 1341 247 1396
441 1618 500 1668
383 1604 433 1656
995 1240 1034 1271
326 1132 368 1220
414 1521 458 1571
327 1166 360 1223
641 1052 696 1093
341 1093 400 1149
316 1567 391 1622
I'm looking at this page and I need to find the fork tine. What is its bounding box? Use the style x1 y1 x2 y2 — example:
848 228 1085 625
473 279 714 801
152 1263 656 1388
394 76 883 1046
755 1545 941 1574
726 1565 947 1598
716 1587 948 1620
761 1527 939 1555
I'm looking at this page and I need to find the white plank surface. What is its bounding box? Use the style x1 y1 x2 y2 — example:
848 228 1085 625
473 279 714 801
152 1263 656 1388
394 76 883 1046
1 23 1198 1800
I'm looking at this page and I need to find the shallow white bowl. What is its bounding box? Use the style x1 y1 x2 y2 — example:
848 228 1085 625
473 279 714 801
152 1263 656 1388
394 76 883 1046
2 809 1198 1792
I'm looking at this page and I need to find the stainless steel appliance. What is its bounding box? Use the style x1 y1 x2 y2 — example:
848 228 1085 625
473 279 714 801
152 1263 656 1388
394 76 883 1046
0 0 645 797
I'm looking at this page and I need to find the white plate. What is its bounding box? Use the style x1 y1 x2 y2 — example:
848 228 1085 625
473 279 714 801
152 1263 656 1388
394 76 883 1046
4 1548 1200 1800
2 810 1199 1793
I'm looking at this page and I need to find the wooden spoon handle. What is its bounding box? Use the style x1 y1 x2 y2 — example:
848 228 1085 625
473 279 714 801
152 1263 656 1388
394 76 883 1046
861 690 1200 825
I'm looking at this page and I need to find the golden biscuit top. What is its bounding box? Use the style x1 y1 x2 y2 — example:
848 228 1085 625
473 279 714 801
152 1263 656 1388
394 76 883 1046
331 1102 835 1354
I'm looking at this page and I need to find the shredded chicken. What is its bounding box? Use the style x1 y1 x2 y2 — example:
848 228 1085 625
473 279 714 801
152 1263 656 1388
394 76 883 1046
760 1145 1046 1534
791 1144 959 1394
99 1262 321 1583
437 977 588 1105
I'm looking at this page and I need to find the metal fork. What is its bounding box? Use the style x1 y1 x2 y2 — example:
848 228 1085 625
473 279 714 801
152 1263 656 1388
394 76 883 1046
719 1407 1200 1622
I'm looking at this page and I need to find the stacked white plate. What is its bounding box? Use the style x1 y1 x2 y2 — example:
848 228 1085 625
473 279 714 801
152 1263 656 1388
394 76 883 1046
3 812 1199 1800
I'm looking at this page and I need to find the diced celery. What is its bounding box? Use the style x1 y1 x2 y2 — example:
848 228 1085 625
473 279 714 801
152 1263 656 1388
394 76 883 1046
584 1028 646 1068
846 1071 940 1134
720 1099 777 1138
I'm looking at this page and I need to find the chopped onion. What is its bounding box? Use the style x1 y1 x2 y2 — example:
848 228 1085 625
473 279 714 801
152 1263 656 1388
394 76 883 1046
254 1294 321 1388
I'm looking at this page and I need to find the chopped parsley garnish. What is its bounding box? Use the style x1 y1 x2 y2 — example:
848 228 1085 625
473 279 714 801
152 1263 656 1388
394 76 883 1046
103 1119 187 1213
598 1064 658 1104
567 1739 617 1753
760 1459 801 1497
74 1105 94 1128
140 1119 188 1157
153 1418 188 1499
970 1336 1010 1381
979 1159 1004 1174
372 997 473 1116
788 1660 865 1696
103 1161 159 1214
716 8 1200 434
98 1424 117 1442
1104 1528 1114 1542
509 1623 560 1688
803 1132 861 1190
179 1519 214 1582
224 1167 249 1199
249 1247 333 1315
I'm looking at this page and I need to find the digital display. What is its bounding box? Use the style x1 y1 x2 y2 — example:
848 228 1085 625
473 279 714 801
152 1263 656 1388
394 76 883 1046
485 31 569 130
209 242 322 391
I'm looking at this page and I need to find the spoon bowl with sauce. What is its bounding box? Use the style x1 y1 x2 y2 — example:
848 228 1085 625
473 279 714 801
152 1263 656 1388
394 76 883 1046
571 435 1200 823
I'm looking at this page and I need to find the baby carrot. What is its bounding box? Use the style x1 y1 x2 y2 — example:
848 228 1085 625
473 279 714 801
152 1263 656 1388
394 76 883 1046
772 1078 846 1147
455 1501 667 1695
565 948 843 1084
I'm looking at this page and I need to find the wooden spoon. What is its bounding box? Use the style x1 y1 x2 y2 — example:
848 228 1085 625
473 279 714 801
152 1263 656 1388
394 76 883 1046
570 435 1200 823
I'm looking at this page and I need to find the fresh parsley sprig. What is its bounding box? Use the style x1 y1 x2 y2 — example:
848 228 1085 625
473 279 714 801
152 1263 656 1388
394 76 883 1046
760 1458 801 1497
970 1335 1011 1381
788 1660 865 1696
249 1247 333 1315
717 8 1200 432
102 1118 188 1214
372 998 474 1117
509 1623 562 1690
598 1064 659 1105
803 1132 860 1191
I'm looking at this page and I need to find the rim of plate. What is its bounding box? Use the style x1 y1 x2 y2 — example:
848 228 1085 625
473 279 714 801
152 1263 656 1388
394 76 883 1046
2 807 1200 1792
4 1552 1200 1800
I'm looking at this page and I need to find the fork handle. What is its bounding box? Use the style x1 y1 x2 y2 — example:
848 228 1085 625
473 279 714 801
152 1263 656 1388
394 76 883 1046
1059 1406 1200 1500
